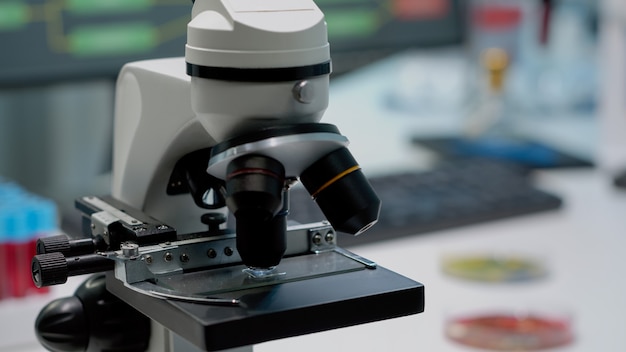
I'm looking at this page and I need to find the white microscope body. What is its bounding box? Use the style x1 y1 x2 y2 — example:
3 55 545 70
112 0 330 235
31 1 423 351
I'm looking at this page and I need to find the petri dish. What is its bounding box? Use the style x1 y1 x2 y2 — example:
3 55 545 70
441 253 547 283
445 309 574 351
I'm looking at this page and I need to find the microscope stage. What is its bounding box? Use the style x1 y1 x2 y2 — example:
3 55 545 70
106 250 424 351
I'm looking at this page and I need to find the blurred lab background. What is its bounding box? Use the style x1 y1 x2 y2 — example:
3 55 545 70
0 0 468 234
0 0 609 227
2 0 626 350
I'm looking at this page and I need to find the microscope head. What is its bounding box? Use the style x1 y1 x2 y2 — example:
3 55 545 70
185 0 380 271
186 0 331 142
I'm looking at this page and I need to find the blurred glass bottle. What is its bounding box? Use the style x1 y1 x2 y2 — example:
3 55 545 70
465 0 531 125
467 0 598 116
525 0 598 115
467 0 525 66
463 47 512 139
597 0 626 170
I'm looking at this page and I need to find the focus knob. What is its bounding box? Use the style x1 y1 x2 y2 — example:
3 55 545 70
32 252 69 288
37 234 97 256
37 234 70 254
35 274 150 352
35 296 88 352
201 212 227 233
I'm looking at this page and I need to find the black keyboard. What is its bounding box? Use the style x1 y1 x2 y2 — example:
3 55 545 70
289 158 562 248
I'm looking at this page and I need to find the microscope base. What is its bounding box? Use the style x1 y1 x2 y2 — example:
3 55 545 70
151 321 253 352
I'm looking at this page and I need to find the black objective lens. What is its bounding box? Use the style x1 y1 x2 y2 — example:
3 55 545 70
300 147 380 235
225 154 287 269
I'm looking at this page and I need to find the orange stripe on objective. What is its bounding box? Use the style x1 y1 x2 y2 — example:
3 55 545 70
310 165 360 199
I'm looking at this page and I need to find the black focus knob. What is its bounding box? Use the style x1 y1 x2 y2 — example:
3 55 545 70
35 295 88 352
37 234 71 254
37 234 97 256
35 274 150 352
32 252 69 288
201 212 227 232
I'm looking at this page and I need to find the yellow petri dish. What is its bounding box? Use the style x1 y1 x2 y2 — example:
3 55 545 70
441 254 547 282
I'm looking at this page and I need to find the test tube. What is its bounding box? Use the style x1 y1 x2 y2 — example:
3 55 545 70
5 197 32 297
15 196 55 297
0 213 7 300
0 182 55 298
0 182 20 300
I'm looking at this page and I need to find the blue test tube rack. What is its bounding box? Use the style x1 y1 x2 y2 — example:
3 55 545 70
0 180 58 299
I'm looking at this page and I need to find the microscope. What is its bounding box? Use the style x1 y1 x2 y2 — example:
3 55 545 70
31 1 424 351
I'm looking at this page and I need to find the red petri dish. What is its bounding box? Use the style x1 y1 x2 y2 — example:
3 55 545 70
446 312 574 350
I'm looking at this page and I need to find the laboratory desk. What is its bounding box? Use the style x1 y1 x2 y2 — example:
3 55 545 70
3 166 626 352
255 49 626 352
3 48 626 351
257 167 626 352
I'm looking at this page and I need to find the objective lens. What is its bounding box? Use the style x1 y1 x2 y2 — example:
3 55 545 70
300 147 380 235
225 154 285 219
225 154 287 269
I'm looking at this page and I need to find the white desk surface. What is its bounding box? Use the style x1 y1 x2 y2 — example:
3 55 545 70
4 24 626 352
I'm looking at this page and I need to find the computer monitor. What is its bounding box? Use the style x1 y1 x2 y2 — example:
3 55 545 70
0 0 463 86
